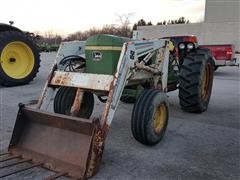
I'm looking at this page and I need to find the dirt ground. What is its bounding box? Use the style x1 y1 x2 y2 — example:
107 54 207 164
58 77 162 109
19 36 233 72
0 52 239 180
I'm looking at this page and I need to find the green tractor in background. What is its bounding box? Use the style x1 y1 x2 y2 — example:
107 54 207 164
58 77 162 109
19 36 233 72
38 43 59 52
0 23 40 86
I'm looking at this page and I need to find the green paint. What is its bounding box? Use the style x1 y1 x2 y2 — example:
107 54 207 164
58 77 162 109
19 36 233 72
85 34 130 75
121 85 144 101
167 61 178 83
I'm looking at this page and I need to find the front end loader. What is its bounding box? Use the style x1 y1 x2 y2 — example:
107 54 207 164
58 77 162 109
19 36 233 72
1 35 172 179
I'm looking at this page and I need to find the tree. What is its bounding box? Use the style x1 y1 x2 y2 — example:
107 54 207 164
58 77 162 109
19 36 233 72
147 21 153 26
138 19 147 26
156 17 190 25
157 20 166 25
132 19 147 30
115 13 135 37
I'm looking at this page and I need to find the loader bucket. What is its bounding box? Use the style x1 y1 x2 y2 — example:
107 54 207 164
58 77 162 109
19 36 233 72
8 104 103 179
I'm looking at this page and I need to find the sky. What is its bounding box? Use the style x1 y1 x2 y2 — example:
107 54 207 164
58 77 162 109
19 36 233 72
0 0 205 36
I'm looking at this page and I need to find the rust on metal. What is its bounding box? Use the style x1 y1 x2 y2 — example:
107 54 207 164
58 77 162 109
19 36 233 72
135 62 157 74
100 80 115 126
156 48 165 64
85 122 106 178
50 71 114 91
70 88 84 116
140 51 154 65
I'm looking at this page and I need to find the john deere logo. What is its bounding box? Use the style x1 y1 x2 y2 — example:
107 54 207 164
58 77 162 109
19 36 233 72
92 51 102 61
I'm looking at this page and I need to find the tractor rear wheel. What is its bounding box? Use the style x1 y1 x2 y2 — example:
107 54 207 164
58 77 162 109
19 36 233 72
178 49 214 113
0 31 40 86
54 87 94 118
131 89 168 145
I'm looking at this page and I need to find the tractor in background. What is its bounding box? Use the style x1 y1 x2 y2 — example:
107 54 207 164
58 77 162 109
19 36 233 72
0 23 40 86
127 33 215 113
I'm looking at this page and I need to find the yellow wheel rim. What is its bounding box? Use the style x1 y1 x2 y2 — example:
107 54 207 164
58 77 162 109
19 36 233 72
153 104 167 134
201 63 211 101
0 41 34 79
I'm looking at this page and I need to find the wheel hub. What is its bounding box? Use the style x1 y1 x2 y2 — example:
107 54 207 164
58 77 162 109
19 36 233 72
9 57 16 63
0 41 34 79
201 63 211 101
153 104 167 134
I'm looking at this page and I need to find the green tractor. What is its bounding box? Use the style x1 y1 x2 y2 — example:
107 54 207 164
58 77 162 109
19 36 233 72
4 34 214 179
0 23 40 86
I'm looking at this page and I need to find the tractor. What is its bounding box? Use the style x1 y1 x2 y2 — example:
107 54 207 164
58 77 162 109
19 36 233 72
0 23 40 86
1 34 214 179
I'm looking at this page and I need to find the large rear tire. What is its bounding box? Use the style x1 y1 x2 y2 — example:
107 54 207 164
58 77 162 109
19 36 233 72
0 31 40 86
178 48 214 113
54 87 94 118
131 89 168 145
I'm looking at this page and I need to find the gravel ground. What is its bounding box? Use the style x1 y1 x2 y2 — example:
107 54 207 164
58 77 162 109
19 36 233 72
0 52 239 180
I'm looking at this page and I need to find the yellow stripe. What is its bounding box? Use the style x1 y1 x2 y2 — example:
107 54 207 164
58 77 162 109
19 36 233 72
85 46 122 51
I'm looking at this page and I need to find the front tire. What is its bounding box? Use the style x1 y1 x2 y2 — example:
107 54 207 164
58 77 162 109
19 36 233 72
178 48 214 113
0 31 40 86
131 89 169 145
54 87 94 118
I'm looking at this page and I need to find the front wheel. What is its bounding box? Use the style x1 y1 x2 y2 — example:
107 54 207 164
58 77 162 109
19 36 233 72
131 89 169 145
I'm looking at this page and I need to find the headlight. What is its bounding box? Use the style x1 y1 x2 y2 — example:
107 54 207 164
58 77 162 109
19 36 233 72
179 43 185 49
187 43 194 49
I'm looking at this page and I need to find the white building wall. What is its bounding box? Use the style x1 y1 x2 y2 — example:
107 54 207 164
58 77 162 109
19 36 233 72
137 22 240 50
205 0 240 23
137 0 240 50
